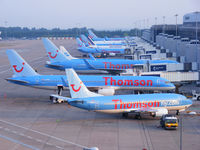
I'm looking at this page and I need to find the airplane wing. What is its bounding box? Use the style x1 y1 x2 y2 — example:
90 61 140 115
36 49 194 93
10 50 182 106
83 59 125 74
130 107 168 117
50 94 70 102
45 61 64 69
6 78 29 84
134 107 158 113
98 68 125 75
122 107 168 114
50 94 84 104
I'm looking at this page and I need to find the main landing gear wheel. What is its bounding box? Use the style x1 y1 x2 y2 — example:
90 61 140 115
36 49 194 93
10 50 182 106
135 113 142 120
176 110 180 115
122 113 128 118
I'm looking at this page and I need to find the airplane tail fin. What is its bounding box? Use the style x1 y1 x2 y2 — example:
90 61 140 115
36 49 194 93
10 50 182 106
6 49 39 77
88 30 98 40
80 34 93 46
59 46 77 60
66 69 102 98
42 38 68 63
76 38 86 48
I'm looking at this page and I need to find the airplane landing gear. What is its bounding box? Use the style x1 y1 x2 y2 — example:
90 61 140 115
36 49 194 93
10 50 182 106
135 113 142 120
122 113 128 118
57 86 63 96
176 110 179 115
50 86 64 104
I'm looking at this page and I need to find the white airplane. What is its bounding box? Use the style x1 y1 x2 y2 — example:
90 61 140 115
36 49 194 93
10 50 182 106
51 69 192 119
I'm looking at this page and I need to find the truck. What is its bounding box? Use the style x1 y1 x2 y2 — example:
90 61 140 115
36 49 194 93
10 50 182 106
160 114 178 130
192 90 200 101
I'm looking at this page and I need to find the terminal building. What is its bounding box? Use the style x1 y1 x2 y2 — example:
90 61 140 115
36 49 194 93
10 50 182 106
142 12 200 42
141 12 200 80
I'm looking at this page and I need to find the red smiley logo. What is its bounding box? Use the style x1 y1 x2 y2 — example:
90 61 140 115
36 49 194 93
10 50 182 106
13 62 25 73
70 82 82 92
78 44 82 47
48 50 58 59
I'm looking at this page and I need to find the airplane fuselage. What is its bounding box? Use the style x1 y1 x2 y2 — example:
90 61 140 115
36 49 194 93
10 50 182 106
6 75 175 91
68 93 192 113
47 59 178 71
78 47 125 54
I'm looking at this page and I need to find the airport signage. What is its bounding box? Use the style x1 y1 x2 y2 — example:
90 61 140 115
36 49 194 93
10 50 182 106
140 55 152 60
146 50 157 54
150 65 167 71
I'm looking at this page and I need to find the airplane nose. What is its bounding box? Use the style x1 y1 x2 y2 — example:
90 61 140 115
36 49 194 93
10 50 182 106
188 99 193 105
170 83 175 88
184 99 193 106
167 83 175 90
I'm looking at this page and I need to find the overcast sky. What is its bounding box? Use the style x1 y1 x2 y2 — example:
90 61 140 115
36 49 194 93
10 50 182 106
0 0 199 30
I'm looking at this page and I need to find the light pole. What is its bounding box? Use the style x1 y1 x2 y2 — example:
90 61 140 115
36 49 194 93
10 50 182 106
175 14 178 57
4 21 8 39
135 22 138 37
138 20 141 36
195 12 198 42
143 19 145 29
135 22 137 37
179 114 183 150
163 16 165 34
155 17 157 42
195 12 199 67
175 14 178 36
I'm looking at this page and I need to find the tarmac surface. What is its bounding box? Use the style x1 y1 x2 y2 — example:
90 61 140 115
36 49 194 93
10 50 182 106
0 39 200 150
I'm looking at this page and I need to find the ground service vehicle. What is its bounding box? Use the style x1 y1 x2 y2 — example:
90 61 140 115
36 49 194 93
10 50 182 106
192 90 200 100
160 115 179 130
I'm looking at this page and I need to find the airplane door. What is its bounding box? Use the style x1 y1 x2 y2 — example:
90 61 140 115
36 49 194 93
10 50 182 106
89 100 99 111
157 79 160 87
35 76 40 85
94 101 99 109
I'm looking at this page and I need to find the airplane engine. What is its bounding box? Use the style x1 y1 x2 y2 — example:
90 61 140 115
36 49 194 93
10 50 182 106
98 88 115 96
153 108 168 117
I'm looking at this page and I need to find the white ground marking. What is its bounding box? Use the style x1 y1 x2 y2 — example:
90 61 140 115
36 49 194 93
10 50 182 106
36 139 43 143
0 68 11 74
55 145 64 149
46 142 53 146
4 128 10 131
19 133 25 136
1 124 65 149
26 136 33 139
0 119 89 149
11 130 17 134
0 134 40 150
